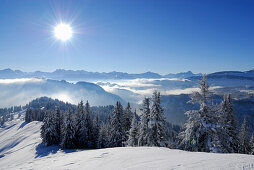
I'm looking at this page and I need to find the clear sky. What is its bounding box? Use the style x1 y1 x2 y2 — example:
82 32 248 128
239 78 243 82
0 0 253 74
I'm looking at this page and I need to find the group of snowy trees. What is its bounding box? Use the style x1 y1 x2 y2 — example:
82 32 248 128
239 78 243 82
40 101 101 149
178 75 254 154
39 91 170 149
26 75 254 154
0 105 22 126
128 92 168 147
25 108 45 122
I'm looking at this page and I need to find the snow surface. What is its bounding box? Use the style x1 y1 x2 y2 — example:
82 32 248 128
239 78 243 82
0 113 254 170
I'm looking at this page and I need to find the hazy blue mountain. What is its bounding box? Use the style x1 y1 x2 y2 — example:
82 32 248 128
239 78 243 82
189 70 254 81
0 69 201 80
165 71 202 78
0 78 125 107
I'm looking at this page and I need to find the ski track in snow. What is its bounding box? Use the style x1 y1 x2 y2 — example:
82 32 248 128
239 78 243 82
0 113 254 170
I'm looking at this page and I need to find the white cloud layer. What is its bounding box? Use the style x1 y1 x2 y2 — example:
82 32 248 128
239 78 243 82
97 78 222 103
0 78 45 84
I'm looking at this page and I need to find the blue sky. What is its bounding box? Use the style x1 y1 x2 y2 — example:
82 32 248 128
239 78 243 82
0 0 253 74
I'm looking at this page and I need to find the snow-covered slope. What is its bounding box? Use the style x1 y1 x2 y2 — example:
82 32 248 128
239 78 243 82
0 116 254 170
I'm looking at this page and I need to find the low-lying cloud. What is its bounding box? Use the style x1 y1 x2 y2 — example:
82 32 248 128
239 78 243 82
96 78 222 103
0 78 45 84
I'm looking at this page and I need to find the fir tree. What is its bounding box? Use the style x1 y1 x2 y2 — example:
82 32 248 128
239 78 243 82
92 114 100 148
61 108 76 149
249 134 254 155
138 97 150 146
148 91 168 147
178 74 222 152
25 109 33 122
239 118 249 154
75 101 88 148
85 101 93 148
104 115 113 148
220 94 238 153
99 115 113 148
41 111 58 146
55 107 62 143
110 101 124 147
127 110 139 146
0 115 6 126
99 122 108 148
123 102 132 141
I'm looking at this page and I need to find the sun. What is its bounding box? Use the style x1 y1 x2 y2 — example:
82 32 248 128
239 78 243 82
54 23 73 41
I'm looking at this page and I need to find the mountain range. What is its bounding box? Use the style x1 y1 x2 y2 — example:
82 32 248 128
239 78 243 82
0 78 124 107
1 68 254 81
0 68 201 80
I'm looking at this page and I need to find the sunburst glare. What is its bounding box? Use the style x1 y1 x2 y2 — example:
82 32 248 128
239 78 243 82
54 23 73 41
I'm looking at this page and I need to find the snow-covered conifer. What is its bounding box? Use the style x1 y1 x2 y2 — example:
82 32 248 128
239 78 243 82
220 94 238 153
104 115 113 148
123 102 132 141
148 91 168 147
178 74 222 152
138 97 150 146
249 134 254 155
55 107 62 143
92 114 100 148
75 101 88 148
41 111 58 146
239 118 249 154
85 101 93 148
110 101 124 147
61 108 76 149
25 109 33 122
99 122 108 148
127 110 139 146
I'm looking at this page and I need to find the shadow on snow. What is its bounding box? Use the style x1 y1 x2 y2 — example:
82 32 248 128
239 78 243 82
35 142 90 158
18 122 28 129
35 143 60 158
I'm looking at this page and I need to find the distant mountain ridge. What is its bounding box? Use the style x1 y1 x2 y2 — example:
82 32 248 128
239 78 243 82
0 68 201 80
1 68 254 82
188 69 254 81
0 78 125 107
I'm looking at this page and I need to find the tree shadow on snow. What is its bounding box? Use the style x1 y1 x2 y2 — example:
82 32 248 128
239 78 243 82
18 122 28 129
35 143 88 158
1 123 16 130
61 148 91 154
35 142 60 158
62 149 79 153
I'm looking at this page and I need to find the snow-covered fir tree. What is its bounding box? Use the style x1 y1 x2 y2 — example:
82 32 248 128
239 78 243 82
110 101 124 147
25 109 33 122
41 110 58 146
127 110 139 146
138 97 150 146
239 118 249 154
55 107 62 143
249 134 254 155
178 74 224 152
148 91 168 147
220 94 238 153
99 122 108 148
74 101 88 148
123 102 132 141
84 101 93 148
91 114 100 148
0 115 6 126
61 108 76 149
99 115 113 148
